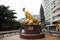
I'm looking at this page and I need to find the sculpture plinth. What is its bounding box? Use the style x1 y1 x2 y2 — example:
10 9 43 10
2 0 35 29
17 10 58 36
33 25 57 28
24 25 40 34
20 25 45 39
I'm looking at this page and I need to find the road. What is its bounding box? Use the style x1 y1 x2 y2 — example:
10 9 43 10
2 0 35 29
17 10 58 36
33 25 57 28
0 34 60 40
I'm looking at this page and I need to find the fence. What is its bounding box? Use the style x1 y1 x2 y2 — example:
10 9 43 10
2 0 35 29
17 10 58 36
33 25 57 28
44 30 60 37
0 30 20 38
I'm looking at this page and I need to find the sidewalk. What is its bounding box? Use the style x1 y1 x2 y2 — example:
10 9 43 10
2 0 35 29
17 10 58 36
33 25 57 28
0 34 60 40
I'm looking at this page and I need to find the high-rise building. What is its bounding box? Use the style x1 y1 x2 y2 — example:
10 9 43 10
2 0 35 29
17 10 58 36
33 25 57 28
40 4 45 27
51 0 60 30
42 0 53 24
43 0 60 30
51 0 60 23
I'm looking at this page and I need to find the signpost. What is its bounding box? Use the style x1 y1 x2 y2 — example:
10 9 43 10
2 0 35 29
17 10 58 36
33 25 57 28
57 23 60 31
57 23 60 37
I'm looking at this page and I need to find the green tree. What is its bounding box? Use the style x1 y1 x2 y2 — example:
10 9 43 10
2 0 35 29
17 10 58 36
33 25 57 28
0 5 17 31
12 20 21 30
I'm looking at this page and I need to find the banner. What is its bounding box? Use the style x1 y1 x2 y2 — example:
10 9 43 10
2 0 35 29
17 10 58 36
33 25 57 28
57 23 60 31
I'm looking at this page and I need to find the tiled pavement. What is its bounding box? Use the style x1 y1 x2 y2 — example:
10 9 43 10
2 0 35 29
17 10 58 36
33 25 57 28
0 34 60 40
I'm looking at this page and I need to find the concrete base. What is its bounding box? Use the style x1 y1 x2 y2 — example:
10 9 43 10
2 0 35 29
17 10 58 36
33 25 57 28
20 25 45 39
20 32 45 39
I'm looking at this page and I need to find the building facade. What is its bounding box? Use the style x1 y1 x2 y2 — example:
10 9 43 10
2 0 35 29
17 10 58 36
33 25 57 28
51 0 60 30
42 0 53 24
42 0 60 30
51 0 60 22
40 4 45 28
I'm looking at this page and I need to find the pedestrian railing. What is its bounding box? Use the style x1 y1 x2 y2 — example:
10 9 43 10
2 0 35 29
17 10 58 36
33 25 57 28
44 31 60 37
0 30 20 38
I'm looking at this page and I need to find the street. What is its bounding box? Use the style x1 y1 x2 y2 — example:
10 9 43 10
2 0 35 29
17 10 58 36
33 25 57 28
0 34 60 40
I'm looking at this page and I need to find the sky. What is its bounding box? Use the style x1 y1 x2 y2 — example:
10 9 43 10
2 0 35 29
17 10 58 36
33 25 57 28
0 0 42 20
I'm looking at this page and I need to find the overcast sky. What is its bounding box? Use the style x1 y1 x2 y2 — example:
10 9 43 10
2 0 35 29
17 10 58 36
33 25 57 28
0 0 42 20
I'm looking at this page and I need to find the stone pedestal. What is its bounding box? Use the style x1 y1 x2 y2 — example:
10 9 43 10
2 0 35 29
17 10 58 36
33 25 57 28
20 25 45 39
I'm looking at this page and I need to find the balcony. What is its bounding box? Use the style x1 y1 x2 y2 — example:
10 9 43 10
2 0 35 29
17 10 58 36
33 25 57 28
52 16 60 22
53 12 60 17
52 3 60 13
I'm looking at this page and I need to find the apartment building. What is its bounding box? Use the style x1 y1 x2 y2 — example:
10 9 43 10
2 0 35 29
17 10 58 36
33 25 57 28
42 0 53 24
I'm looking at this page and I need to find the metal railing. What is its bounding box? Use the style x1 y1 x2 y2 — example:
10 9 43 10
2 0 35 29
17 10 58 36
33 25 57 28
0 30 20 38
44 30 60 37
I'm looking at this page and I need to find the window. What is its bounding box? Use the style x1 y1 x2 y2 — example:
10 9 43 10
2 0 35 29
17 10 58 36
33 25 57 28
53 16 56 20
58 0 60 2
57 0 60 5
54 6 55 8
44 0 47 1
57 2 59 4
53 10 56 13
57 14 60 17
57 8 59 10
51 8 53 10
